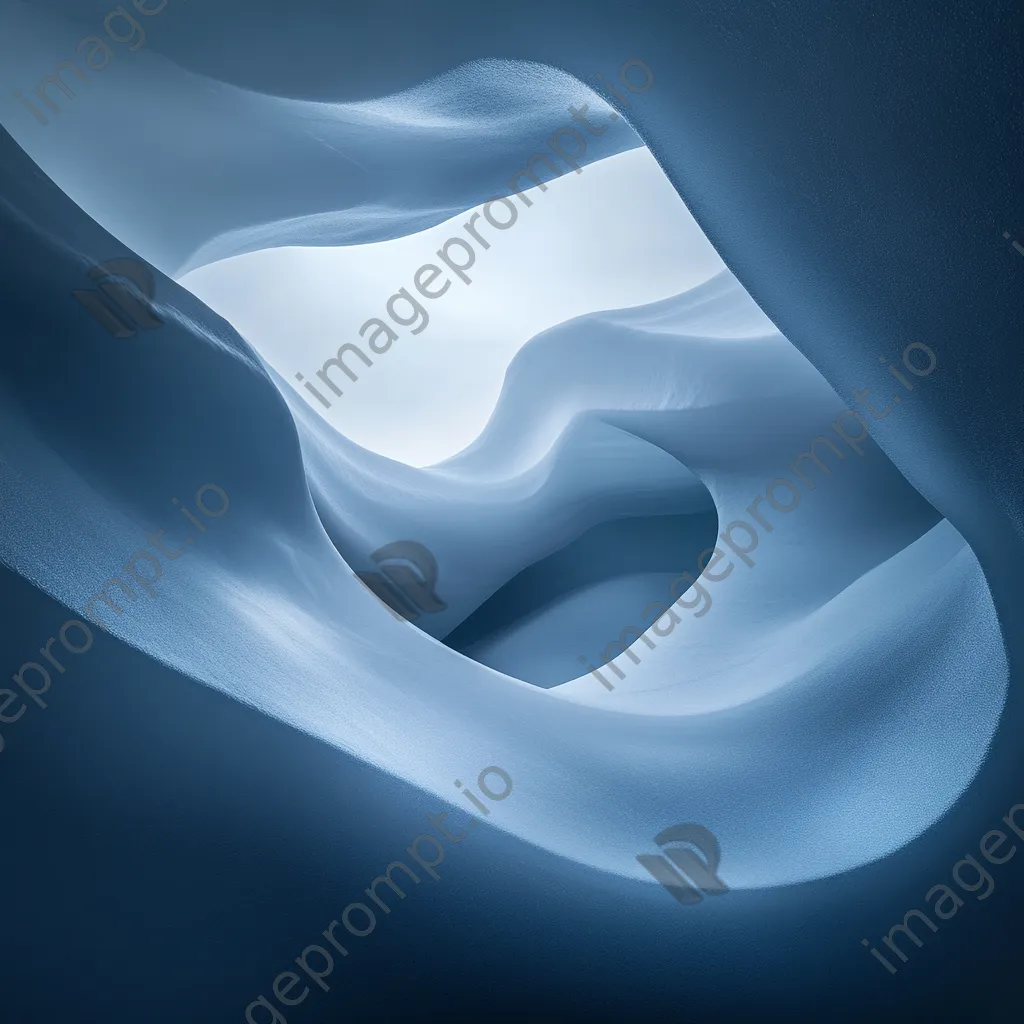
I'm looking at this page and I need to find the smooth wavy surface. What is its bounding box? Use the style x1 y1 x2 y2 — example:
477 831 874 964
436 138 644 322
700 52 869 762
0 137 1006 883
0 3 1021 1022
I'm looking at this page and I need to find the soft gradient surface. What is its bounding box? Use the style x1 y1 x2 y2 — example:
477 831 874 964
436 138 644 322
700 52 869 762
0 3 1021 1022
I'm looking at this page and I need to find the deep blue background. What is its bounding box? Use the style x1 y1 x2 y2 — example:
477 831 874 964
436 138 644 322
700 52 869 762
0 1 1021 1021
